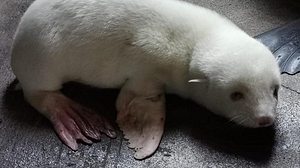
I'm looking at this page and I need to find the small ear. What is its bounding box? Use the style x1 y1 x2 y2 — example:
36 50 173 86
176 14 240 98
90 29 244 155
188 79 204 83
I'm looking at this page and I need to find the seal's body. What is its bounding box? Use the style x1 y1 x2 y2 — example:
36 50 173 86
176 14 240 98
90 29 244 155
11 0 281 159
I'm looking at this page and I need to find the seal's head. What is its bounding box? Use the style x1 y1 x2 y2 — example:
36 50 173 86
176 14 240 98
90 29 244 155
189 35 281 128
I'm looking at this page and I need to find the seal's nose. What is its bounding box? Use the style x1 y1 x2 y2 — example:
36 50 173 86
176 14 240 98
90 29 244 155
257 116 274 127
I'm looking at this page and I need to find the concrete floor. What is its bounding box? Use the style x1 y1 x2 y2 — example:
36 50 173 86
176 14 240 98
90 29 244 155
0 0 300 167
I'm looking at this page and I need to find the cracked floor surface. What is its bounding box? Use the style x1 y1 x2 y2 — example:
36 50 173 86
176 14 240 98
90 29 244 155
1 0 300 167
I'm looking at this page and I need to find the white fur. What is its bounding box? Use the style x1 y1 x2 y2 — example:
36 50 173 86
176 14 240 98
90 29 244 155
11 0 281 127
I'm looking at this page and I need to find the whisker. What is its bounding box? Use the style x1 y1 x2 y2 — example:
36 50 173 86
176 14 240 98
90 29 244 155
227 114 243 124
238 117 250 126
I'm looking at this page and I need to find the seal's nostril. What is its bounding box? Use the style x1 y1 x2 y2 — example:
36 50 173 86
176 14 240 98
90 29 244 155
258 116 274 127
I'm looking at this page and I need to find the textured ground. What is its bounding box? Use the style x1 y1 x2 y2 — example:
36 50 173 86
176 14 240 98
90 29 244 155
0 0 300 167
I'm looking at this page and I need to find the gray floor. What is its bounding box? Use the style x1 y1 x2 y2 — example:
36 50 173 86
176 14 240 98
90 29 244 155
1 0 300 167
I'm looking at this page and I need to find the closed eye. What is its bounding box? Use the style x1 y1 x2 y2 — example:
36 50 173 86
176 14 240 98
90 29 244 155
273 85 279 100
230 91 244 101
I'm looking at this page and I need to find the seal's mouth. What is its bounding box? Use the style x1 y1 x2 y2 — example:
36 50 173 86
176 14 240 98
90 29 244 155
229 115 274 128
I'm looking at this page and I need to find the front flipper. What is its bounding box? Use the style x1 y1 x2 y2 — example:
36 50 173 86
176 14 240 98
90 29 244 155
116 82 166 159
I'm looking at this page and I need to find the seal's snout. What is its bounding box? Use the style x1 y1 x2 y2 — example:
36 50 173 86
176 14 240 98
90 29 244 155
256 116 274 127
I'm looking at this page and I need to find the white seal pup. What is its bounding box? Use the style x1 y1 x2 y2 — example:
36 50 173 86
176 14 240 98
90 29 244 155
11 0 281 159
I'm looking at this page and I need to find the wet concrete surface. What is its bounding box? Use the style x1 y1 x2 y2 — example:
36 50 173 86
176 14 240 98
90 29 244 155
0 0 300 167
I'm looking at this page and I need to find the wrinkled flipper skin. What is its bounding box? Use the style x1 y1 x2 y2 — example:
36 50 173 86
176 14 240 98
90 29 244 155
116 80 166 159
25 91 116 150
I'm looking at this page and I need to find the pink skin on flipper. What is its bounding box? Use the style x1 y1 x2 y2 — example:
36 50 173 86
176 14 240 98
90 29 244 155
29 91 116 150
116 86 166 160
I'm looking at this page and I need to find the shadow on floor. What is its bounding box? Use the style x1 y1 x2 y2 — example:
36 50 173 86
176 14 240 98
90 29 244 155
3 80 276 163
165 94 276 163
253 0 300 24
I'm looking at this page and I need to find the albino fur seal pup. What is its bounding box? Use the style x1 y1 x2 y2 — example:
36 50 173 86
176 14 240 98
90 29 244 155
11 0 281 159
